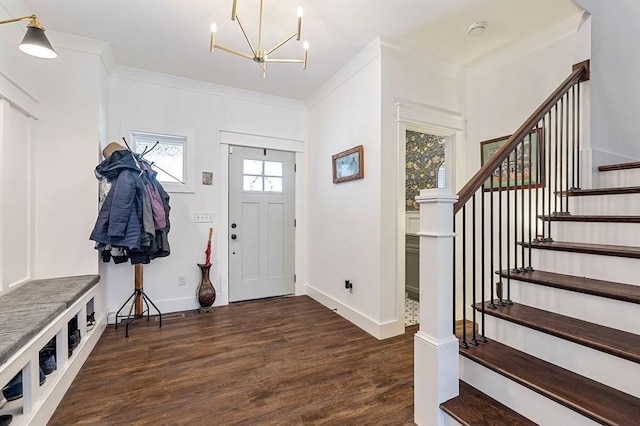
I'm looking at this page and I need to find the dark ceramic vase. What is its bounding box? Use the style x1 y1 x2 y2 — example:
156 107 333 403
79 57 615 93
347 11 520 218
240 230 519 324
197 263 216 313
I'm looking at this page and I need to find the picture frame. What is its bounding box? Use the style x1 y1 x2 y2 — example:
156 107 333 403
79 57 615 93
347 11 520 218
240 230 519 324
332 145 364 184
480 129 544 191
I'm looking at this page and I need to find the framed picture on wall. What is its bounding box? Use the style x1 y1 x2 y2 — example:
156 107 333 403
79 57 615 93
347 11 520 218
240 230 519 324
480 129 544 191
332 145 364 183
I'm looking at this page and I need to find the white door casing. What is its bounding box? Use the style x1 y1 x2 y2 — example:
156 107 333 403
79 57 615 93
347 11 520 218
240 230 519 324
228 145 295 302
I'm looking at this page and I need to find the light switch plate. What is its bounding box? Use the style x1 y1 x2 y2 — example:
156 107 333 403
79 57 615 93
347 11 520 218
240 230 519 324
195 213 213 223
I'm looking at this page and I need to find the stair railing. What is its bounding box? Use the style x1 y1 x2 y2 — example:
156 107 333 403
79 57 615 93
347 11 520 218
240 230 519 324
454 61 590 348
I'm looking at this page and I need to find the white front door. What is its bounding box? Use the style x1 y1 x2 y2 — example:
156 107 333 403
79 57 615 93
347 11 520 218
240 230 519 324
228 146 295 302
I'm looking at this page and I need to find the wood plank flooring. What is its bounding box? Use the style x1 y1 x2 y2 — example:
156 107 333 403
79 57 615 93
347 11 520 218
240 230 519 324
48 296 417 425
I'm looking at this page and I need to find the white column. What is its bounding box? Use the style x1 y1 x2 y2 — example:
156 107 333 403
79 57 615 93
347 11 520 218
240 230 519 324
414 188 459 426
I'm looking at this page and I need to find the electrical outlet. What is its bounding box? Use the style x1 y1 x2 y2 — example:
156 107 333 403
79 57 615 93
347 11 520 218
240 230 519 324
178 274 187 286
195 213 214 223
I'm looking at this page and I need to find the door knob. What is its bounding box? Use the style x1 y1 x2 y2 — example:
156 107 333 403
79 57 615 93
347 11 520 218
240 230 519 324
231 234 237 240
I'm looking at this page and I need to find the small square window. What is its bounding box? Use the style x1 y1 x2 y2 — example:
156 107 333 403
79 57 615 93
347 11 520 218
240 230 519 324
132 131 186 184
242 159 283 193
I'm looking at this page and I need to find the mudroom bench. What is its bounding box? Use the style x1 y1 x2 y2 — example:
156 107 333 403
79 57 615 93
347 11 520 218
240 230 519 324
0 275 105 425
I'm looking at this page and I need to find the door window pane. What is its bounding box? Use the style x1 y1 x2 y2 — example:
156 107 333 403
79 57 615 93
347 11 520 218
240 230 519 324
244 159 263 175
264 177 283 192
264 161 283 177
244 175 263 191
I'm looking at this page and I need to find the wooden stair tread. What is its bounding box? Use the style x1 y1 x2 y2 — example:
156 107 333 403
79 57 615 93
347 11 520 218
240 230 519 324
440 381 536 426
473 301 640 364
598 161 640 172
539 214 640 223
460 340 640 425
496 269 640 305
567 186 640 196
521 240 640 259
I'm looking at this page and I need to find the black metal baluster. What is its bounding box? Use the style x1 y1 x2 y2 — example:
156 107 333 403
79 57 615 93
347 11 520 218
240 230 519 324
452 218 456 336
521 139 526 271
571 85 577 190
471 194 478 346
577 83 581 189
559 96 564 214
481 186 488 342
461 206 468 349
550 106 557 239
506 150 512 305
513 145 519 274
489 172 497 309
498 165 504 305
528 127 535 271
539 116 545 242
565 92 570 213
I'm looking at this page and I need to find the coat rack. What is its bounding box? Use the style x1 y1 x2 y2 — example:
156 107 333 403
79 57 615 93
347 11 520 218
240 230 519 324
112 138 163 337
115 264 162 337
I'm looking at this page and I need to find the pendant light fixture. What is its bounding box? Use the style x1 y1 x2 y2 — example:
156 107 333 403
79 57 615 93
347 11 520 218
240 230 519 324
0 14 57 59
210 0 308 78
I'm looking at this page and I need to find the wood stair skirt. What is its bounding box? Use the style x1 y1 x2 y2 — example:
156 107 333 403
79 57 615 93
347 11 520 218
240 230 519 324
447 162 640 425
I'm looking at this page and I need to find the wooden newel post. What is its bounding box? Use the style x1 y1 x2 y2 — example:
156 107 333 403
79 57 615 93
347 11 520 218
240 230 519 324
414 188 459 425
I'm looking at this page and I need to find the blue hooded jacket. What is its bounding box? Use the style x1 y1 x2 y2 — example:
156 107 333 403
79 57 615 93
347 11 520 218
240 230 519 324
90 150 145 250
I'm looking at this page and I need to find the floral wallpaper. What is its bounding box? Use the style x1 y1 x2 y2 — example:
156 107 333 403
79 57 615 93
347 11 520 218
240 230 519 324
406 131 445 211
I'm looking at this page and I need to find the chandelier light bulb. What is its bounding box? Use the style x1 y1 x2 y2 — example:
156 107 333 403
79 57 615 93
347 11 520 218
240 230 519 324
303 40 309 50
297 7 303 18
210 22 217 33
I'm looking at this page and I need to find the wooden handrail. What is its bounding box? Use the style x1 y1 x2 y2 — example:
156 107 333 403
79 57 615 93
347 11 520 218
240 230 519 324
454 61 590 213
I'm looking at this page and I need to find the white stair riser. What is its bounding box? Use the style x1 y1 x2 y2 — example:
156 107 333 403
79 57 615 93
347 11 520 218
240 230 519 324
531 249 640 286
440 412 464 426
551 221 640 246
459 356 599 426
599 169 640 188
569 193 640 215
507 278 640 335
482 315 640 398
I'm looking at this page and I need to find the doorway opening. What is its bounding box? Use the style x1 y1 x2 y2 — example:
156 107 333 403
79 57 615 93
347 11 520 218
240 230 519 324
228 145 296 302
403 128 451 327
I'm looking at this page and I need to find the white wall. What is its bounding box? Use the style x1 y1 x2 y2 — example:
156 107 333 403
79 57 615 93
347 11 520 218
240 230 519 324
305 38 465 339
26 45 103 279
575 0 640 165
305 39 389 337
465 13 590 184
0 2 102 293
105 67 306 317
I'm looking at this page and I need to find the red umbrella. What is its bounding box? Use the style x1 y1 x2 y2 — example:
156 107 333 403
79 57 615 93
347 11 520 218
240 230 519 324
204 227 213 266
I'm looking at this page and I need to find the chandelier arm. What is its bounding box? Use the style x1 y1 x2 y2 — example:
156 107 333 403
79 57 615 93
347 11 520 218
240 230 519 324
265 58 304 64
211 43 254 60
258 0 264 53
234 14 257 56
0 14 36 26
264 32 297 57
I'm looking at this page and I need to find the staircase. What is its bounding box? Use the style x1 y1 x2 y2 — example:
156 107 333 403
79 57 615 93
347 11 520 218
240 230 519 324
442 162 640 425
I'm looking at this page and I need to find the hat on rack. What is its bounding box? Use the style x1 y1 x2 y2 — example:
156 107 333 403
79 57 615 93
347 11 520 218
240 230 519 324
102 141 129 158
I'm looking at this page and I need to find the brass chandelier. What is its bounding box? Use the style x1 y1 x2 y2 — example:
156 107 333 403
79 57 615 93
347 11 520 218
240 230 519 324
210 0 308 78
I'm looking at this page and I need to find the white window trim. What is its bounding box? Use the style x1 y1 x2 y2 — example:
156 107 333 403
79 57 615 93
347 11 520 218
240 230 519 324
120 122 196 193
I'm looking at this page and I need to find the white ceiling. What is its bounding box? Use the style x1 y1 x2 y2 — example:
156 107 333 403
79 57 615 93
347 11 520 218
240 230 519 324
22 0 583 100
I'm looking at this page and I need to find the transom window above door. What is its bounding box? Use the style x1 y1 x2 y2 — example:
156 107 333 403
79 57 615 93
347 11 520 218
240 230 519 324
243 159 283 192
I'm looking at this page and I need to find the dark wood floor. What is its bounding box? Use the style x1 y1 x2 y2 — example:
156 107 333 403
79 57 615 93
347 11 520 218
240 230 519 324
49 296 417 425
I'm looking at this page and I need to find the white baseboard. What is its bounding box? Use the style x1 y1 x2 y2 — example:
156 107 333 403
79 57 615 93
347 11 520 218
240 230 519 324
305 284 404 340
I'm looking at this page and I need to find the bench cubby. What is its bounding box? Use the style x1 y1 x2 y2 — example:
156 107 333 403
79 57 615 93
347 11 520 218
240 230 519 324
0 275 104 425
